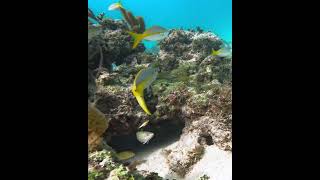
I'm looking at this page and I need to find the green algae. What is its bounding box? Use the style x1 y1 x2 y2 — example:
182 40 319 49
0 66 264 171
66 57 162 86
88 149 164 180
108 165 131 180
89 150 114 162
88 170 104 180
198 174 210 180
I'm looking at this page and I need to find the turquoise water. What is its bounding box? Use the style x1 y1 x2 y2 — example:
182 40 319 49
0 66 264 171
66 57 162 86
89 0 232 48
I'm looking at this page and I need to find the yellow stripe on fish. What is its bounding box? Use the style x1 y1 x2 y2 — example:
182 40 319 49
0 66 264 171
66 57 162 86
211 49 221 56
127 26 168 49
108 1 124 11
138 120 150 129
132 65 158 115
211 46 232 58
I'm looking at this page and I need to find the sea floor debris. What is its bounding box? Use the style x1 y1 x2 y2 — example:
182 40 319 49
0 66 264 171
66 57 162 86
88 11 231 180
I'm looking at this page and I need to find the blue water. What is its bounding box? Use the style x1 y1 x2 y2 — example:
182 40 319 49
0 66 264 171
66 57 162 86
89 0 232 48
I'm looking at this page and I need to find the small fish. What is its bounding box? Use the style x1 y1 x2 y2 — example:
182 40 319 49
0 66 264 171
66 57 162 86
111 63 117 71
138 120 150 129
136 131 154 144
132 65 158 115
115 151 135 161
211 46 232 58
127 26 168 49
108 1 124 11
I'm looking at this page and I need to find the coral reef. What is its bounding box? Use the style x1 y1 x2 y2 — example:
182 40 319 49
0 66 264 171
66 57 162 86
88 18 145 78
88 13 232 179
165 140 205 177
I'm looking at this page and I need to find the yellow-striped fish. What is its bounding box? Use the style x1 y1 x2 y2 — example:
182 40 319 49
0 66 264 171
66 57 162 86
132 65 158 115
127 26 168 49
211 46 232 58
115 151 135 161
138 120 150 129
108 1 124 11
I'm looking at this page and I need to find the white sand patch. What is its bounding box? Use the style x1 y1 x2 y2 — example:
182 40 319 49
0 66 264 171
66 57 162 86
136 141 232 180
185 146 232 180
136 141 181 179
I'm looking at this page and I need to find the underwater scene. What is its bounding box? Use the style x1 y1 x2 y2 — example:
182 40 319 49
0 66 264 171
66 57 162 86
88 0 232 179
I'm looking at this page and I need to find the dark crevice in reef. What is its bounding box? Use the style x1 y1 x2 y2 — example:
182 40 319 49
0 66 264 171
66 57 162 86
198 134 214 146
106 120 185 153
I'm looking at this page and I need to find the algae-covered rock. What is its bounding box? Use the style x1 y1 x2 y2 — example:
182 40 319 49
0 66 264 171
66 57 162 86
88 68 97 101
159 30 193 56
89 149 164 180
100 19 128 31
88 170 105 180
88 103 109 151
88 18 145 74
88 150 117 180
107 165 133 180
163 132 205 177
198 174 210 180
191 32 222 55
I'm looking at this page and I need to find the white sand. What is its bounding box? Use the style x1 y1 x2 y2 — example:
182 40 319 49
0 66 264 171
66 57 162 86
136 142 232 180
185 146 232 180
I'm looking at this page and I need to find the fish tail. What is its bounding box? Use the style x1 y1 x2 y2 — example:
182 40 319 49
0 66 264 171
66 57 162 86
127 31 145 49
212 49 220 56
135 94 152 115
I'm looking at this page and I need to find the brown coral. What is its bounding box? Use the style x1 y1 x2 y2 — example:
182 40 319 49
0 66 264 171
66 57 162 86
119 7 145 33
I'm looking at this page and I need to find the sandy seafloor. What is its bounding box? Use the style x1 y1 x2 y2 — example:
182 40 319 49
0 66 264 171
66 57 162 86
131 140 232 180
